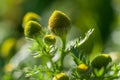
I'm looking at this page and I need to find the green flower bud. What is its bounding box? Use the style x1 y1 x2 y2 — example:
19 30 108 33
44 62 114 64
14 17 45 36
44 35 56 45
77 64 89 73
23 12 40 27
91 54 112 69
53 73 69 80
24 21 42 38
48 10 71 37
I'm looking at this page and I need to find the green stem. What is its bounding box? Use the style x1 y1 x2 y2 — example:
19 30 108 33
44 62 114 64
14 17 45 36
59 36 66 71
34 36 45 49
70 51 80 65
34 36 55 72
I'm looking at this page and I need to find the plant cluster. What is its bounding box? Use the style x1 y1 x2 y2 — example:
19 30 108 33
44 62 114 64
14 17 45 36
22 10 120 80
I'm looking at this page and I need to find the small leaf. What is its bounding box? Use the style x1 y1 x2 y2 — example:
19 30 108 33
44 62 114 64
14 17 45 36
94 67 105 77
66 29 94 51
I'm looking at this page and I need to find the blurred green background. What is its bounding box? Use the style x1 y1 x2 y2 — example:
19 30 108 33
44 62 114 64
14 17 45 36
0 0 120 80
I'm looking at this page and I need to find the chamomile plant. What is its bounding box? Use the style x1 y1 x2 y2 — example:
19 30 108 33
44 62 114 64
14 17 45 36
23 10 120 80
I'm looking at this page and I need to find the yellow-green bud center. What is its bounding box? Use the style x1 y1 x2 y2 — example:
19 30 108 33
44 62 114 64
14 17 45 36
48 10 71 37
53 73 69 80
44 35 56 45
77 64 89 73
91 54 112 69
24 21 42 38
23 12 40 27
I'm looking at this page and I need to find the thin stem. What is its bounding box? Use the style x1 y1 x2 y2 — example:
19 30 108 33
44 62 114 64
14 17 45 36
59 36 66 71
34 36 43 47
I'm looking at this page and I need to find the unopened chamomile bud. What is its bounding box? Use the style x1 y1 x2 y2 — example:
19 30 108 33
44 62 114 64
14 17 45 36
48 10 71 37
77 64 89 74
44 35 56 45
91 54 112 69
24 21 42 38
53 73 69 80
23 12 40 27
